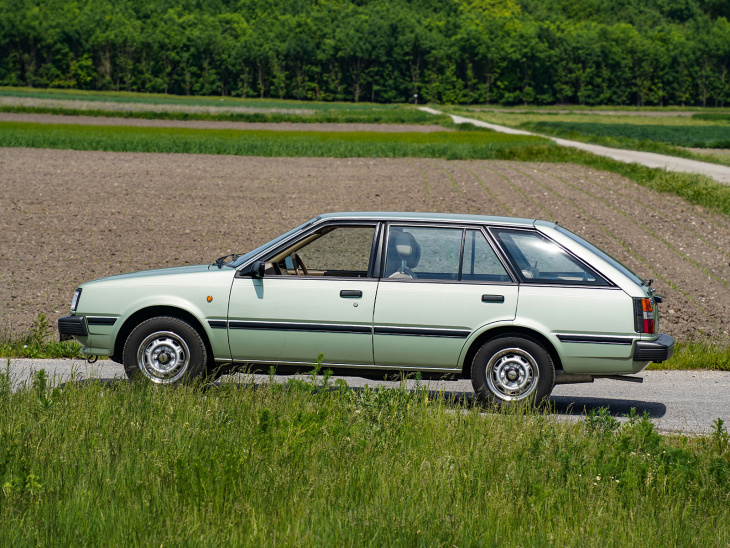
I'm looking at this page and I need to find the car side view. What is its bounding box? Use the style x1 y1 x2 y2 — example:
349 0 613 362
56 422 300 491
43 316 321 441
59 212 674 404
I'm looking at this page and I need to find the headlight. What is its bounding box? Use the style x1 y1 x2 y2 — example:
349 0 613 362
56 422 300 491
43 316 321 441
70 288 82 312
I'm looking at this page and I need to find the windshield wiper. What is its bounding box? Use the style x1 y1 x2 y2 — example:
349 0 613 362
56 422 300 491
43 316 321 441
215 253 241 269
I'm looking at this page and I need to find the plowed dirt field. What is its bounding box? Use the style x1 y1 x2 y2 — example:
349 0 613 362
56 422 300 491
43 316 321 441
2 147 728 344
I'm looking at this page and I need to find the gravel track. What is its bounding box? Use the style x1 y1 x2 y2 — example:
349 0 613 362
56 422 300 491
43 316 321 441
421 107 730 184
1 147 728 345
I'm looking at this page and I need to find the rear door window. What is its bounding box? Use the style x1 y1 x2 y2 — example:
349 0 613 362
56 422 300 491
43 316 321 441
384 226 511 282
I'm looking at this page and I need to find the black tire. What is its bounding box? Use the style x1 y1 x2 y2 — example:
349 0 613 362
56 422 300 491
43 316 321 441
123 316 208 384
471 334 555 406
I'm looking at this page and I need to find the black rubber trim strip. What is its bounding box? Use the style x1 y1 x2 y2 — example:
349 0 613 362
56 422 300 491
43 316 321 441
228 321 371 334
481 294 505 303
557 334 634 345
374 326 470 338
208 320 228 329
58 315 88 336
634 333 675 362
86 316 117 326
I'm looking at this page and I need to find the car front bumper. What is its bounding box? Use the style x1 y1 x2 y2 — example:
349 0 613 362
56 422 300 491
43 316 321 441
633 333 674 363
58 315 88 341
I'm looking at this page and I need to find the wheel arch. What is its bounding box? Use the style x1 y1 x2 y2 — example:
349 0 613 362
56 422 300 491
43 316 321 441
460 325 563 379
112 305 214 365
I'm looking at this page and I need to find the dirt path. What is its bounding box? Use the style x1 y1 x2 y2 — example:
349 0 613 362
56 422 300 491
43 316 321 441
0 112 451 133
2 147 728 344
420 107 730 185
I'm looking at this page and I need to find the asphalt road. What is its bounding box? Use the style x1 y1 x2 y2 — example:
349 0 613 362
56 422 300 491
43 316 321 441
6 358 728 435
419 107 730 185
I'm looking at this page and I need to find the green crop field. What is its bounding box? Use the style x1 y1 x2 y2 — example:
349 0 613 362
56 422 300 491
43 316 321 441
0 87 388 110
1 367 728 546
0 121 550 159
525 121 730 149
0 87 443 125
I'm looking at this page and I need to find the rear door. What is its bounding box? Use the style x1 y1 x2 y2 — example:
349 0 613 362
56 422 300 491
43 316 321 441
372 225 518 370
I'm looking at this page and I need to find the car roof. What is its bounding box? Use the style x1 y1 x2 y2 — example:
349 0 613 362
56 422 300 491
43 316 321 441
317 211 545 227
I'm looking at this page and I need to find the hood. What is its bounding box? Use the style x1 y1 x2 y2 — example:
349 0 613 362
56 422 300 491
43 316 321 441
82 264 217 285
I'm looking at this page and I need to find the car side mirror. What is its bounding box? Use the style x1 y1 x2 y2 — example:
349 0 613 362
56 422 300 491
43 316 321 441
251 261 266 278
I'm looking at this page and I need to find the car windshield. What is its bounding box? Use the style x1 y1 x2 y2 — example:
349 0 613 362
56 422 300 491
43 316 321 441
227 217 319 268
555 225 643 285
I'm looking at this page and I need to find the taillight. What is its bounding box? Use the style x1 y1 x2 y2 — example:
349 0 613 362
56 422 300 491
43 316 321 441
634 298 656 334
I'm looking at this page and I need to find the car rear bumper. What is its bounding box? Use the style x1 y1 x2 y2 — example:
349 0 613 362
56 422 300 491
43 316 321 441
58 315 88 341
633 333 674 363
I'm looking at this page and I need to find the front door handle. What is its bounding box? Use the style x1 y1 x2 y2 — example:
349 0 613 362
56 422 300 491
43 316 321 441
340 290 362 298
482 294 505 303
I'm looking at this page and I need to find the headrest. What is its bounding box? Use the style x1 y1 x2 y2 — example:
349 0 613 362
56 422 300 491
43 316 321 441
393 231 420 268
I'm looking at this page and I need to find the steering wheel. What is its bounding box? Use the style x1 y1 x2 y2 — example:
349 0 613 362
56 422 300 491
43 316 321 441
291 253 309 276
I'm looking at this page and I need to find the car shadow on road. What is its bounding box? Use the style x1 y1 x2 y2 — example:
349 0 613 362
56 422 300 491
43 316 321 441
549 396 667 419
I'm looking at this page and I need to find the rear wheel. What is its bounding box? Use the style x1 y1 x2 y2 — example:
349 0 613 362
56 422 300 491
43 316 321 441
123 316 207 384
471 335 555 405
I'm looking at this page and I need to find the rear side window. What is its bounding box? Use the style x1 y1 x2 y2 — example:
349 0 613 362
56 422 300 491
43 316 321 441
384 226 511 282
491 228 609 286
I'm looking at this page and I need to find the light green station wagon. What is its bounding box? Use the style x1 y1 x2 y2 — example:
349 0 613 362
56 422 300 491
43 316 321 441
59 212 673 404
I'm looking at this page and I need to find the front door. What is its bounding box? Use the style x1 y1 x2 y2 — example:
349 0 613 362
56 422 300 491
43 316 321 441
228 223 378 366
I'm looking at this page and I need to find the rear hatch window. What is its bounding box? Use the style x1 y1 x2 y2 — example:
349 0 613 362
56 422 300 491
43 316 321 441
554 225 644 286
491 228 609 286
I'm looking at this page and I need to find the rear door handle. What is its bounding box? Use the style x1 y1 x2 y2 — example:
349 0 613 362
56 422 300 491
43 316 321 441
482 294 505 303
340 290 362 298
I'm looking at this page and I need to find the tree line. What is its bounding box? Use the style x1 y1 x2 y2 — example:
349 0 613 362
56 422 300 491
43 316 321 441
1 0 729 106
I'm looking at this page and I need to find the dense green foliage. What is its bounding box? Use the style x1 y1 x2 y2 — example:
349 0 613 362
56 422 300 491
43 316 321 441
524 121 730 148
1 369 728 545
1 0 729 106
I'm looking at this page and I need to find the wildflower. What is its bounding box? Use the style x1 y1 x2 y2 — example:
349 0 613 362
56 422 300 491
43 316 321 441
616 480 620 484
596 476 601 481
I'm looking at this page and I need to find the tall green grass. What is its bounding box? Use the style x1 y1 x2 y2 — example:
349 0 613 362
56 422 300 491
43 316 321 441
525 121 730 148
648 340 730 371
0 315 81 359
0 368 728 546
0 121 549 159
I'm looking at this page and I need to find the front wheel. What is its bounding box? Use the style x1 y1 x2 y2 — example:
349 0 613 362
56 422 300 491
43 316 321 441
123 316 208 384
471 335 555 405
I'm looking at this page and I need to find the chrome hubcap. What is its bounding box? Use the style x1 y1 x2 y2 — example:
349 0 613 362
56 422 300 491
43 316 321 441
137 331 190 383
486 347 539 401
